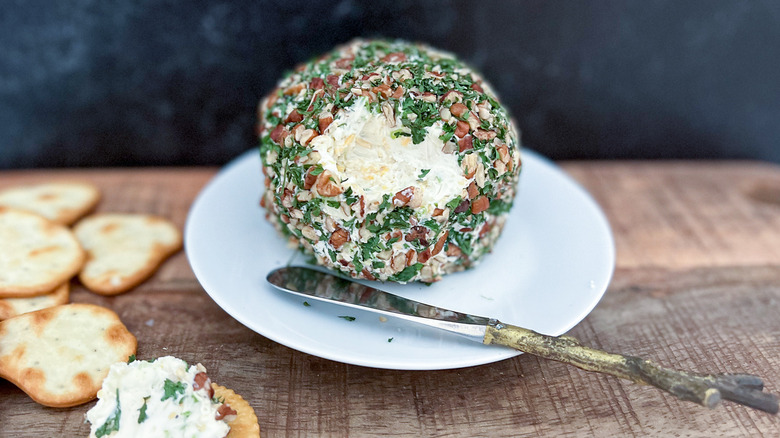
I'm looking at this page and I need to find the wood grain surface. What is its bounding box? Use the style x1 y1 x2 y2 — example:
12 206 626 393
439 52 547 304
1 160 779 437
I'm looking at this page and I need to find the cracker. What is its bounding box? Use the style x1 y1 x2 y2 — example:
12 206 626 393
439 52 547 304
0 282 69 321
0 182 100 225
74 213 182 295
213 383 262 438
0 303 137 407
0 207 85 298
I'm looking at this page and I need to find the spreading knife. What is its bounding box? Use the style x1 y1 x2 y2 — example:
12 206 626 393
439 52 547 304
267 265 778 414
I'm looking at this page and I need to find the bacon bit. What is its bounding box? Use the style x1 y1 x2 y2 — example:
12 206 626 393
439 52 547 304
318 115 334 133
474 129 497 141
391 85 404 99
310 77 325 90
459 135 474 153
361 269 376 281
382 52 407 63
450 103 468 118
215 404 237 421
284 109 303 124
467 181 479 199
479 221 492 237
339 259 349 267
460 227 473 232
329 227 350 249
303 167 318 190
326 74 340 87
280 214 290 224
405 249 417 266
392 186 415 207
446 244 462 257
455 120 470 138
471 196 490 214
454 199 470 214
359 195 365 218
432 208 444 217
417 247 432 264
432 231 449 256
471 82 484 93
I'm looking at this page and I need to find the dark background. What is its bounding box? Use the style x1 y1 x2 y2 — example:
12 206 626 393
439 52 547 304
1 0 779 169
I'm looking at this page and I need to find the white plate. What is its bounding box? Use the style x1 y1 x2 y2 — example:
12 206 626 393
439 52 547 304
185 148 614 370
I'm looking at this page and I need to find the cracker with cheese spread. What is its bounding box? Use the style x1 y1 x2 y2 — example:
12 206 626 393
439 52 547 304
86 356 260 438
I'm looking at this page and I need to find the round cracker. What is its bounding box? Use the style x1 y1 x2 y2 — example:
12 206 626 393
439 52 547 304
0 282 69 321
0 207 85 297
0 182 100 225
212 383 261 438
0 303 137 407
74 213 182 295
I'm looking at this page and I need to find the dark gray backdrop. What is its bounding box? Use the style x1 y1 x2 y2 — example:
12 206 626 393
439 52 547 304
1 0 778 169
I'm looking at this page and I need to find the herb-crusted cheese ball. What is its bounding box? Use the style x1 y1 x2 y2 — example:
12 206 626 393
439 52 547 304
258 39 521 283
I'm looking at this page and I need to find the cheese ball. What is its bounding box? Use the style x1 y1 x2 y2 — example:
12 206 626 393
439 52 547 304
258 39 521 283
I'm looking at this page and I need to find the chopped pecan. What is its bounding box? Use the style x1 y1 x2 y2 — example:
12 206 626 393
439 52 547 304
329 227 350 249
284 83 305 96
373 84 392 99
284 109 303 124
432 208 444 217
432 231 449 256
405 226 429 245
303 167 318 190
454 199 470 214
382 52 407 63
391 85 404 99
455 120 470 138
417 247 432 264
441 90 463 104
459 135 474 153
405 249 417 266
315 170 343 197
269 125 287 144
450 102 468 118
361 269 376 281
467 181 479 199
326 74 340 87
310 77 325 90
215 404 237 421
318 115 334 133
479 221 492 237
474 129 497 141
471 196 489 214
446 244 462 257
392 186 415 207
471 82 484 93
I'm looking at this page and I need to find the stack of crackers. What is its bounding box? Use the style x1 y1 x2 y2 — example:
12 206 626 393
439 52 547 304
0 181 260 436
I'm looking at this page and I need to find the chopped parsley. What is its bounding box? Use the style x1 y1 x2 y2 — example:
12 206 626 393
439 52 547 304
418 169 431 179
161 379 187 402
95 389 121 437
137 397 149 423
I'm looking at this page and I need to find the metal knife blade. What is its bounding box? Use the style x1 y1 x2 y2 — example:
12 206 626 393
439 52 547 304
266 265 491 343
266 265 778 414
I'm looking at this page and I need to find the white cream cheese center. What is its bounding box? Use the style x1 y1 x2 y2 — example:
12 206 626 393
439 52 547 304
309 98 467 216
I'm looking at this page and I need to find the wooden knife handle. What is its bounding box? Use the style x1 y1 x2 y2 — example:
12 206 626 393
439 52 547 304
483 320 778 414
